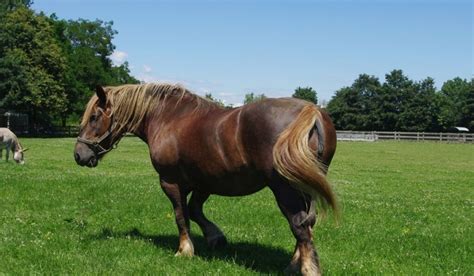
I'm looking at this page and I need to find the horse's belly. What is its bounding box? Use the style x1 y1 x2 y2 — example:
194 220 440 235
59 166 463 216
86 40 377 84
195 169 267 196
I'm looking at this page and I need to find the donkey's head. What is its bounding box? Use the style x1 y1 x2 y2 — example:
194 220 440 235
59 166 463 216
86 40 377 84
13 147 28 165
74 86 121 168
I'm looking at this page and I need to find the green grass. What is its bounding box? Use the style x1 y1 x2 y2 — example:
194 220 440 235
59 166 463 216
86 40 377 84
0 138 472 274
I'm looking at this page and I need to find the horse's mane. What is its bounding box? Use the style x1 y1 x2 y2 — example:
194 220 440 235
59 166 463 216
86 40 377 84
81 83 216 135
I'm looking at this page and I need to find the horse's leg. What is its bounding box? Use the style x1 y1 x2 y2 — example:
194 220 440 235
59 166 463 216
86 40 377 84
188 191 227 249
269 175 320 276
160 179 194 257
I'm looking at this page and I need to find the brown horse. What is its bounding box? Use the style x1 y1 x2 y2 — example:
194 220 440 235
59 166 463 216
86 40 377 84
74 83 337 275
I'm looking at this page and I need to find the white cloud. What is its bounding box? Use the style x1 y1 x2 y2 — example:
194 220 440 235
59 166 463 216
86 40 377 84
110 50 128 65
143 65 152 73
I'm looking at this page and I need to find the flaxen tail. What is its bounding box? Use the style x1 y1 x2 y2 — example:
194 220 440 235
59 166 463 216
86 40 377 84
272 105 338 214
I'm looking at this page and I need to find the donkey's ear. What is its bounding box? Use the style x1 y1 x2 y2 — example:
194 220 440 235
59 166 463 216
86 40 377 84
21 148 29 152
96 85 107 107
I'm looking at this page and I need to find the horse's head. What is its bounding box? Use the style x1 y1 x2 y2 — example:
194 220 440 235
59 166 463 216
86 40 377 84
74 86 121 168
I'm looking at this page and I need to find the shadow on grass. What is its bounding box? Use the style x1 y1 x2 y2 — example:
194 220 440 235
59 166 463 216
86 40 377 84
93 227 291 274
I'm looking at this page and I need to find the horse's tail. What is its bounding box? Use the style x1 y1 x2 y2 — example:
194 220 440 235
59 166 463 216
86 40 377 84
272 105 338 213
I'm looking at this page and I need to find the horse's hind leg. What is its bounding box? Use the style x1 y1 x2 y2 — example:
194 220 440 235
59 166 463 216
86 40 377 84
269 175 320 276
188 191 227 249
160 179 194 257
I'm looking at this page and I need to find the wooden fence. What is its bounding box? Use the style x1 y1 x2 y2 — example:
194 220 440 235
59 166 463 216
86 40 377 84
336 131 474 143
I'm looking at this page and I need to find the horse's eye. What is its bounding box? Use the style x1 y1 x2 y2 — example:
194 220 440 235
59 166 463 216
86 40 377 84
90 115 97 122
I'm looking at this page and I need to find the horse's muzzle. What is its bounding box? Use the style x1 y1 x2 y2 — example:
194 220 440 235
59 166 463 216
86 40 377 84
74 143 98 168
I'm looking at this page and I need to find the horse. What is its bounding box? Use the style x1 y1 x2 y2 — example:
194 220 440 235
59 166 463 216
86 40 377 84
74 83 338 275
0 128 28 164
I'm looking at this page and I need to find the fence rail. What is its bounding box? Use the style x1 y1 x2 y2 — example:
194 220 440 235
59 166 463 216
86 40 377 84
336 131 473 143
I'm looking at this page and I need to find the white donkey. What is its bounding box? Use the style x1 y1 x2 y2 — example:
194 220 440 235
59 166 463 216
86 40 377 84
0 128 28 164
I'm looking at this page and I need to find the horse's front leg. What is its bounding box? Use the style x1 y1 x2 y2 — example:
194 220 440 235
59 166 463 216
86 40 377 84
189 191 227 249
160 179 194 257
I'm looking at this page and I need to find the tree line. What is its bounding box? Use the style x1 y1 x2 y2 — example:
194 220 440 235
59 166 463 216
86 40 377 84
0 1 138 131
326 70 473 132
208 73 473 132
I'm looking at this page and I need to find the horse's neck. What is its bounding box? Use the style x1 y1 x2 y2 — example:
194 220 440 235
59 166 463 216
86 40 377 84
135 96 221 142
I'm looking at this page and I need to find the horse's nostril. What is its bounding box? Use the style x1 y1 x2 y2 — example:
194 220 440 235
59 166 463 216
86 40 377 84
74 152 81 162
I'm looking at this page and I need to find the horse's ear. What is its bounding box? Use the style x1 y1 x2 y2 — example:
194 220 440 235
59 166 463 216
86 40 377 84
96 85 107 107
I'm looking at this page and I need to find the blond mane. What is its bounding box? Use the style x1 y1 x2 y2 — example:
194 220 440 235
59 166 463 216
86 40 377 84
80 83 216 136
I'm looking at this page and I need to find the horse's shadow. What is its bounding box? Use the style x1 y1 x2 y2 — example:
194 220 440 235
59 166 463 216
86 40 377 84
93 227 291 274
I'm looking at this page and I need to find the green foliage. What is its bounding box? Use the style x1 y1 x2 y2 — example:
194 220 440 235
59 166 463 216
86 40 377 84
398 77 439 132
244 92 266 104
0 7 67 127
464 80 474 130
292 86 317 104
0 138 472 274
204 93 225 107
50 16 139 124
327 74 382 130
327 70 468 132
0 6 139 129
0 0 32 15
437 77 472 130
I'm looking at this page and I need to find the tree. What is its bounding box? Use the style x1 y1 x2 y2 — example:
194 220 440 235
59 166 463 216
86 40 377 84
398 77 439 131
437 77 471 130
326 87 358 130
292 86 317 104
244 92 266 104
326 70 442 132
0 0 32 15
351 74 382 130
204 93 225 107
377 70 414 130
463 79 474 130
50 16 138 124
0 6 140 129
326 74 381 130
0 7 67 130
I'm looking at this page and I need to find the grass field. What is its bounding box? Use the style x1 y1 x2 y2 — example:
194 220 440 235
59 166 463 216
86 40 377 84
0 137 472 274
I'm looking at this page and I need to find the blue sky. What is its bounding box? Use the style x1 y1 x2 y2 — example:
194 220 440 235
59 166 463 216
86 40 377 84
33 0 472 106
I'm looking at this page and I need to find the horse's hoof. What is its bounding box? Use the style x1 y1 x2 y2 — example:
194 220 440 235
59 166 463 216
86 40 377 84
207 234 227 249
174 240 194 257
174 248 194 257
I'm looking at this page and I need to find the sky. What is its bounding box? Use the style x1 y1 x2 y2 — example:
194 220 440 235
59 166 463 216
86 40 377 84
32 0 473 106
